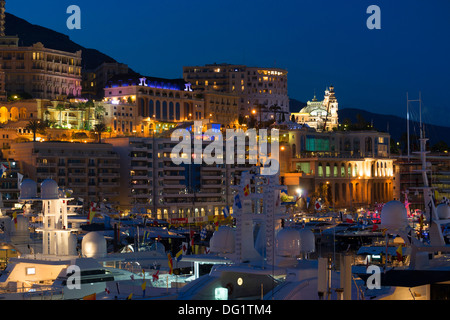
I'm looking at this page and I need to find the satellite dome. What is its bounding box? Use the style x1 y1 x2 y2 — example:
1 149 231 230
40 179 59 200
437 203 450 220
210 226 235 254
380 200 409 230
82 232 107 258
19 179 37 200
149 242 166 254
299 228 316 253
276 228 301 257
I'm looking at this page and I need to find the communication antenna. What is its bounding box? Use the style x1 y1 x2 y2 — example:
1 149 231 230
406 92 422 162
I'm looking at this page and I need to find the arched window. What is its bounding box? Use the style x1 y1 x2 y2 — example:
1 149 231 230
156 101 161 119
175 102 180 120
318 163 324 177
162 101 168 120
149 100 154 118
169 102 174 120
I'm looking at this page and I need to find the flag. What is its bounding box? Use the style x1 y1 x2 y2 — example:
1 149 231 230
141 281 147 295
244 184 250 196
205 247 210 254
152 270 159 282
12 211 17 230
105 287 110 295
0 164 8 177
222 206 230 218
214 215 219 231
88 202 96 224
200 228 207 241
396 244 403 261
168 253 173 275
306 197 311 208
176 249 183 262
126 293 133 300
190 230 195 247
234 194 242 209
181 242 188 255
315 200 321 210
17 173 24 190
82 293 96 300
143 230 150 241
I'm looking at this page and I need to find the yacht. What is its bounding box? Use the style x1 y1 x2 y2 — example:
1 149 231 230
0 178 148 300
353 130 450 300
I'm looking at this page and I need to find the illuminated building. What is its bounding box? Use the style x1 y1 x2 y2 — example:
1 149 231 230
290 86 339 131
6 141 120 204
103 73 204 135
279 128 395 208
183 63 289 121
105 130 255 220
0 1 82 100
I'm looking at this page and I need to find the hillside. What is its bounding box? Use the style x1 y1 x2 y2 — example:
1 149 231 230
4 12 118 70
338 108 450 146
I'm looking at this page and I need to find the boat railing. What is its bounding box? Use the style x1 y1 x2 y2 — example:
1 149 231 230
0 283 64 300
352 275 365 300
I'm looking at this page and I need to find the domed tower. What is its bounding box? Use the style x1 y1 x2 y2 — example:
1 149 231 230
323 85 339 130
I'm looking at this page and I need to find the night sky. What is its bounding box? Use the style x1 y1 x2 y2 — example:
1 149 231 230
6 0 450 127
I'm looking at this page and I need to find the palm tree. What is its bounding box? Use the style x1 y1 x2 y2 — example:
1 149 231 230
93 123 107 143
55 103 66 127
94 104 106 122
85 100 95 131
25 120 47 142
76 102 86 130
269 104 281 122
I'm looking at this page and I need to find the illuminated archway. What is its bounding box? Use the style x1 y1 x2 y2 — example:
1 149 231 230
0 107 8 123
10 107 19 121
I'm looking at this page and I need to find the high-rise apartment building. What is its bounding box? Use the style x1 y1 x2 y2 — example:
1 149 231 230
106 133 255 221
6 141 120 204
183 63 289 121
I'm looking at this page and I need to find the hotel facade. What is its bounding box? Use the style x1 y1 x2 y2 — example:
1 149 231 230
183 63 289 121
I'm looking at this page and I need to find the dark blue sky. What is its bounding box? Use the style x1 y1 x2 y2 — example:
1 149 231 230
6 0 450 126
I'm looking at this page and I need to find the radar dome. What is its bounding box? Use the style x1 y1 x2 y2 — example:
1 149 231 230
210 226 235 254
299 228 316 253
19 179 37 200
276 228 301 257
82 232 107 258
149 242 166 254
437 203 450 220
40 179 59 200
380 200 409 230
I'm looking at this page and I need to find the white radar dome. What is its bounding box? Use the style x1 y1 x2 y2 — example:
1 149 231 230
82 232 107 258
380 200 409 230
210 226 235 254
437 203 450 220
299 228 316 253
40 179 59 200
276 228 301 257
19 179 37 200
